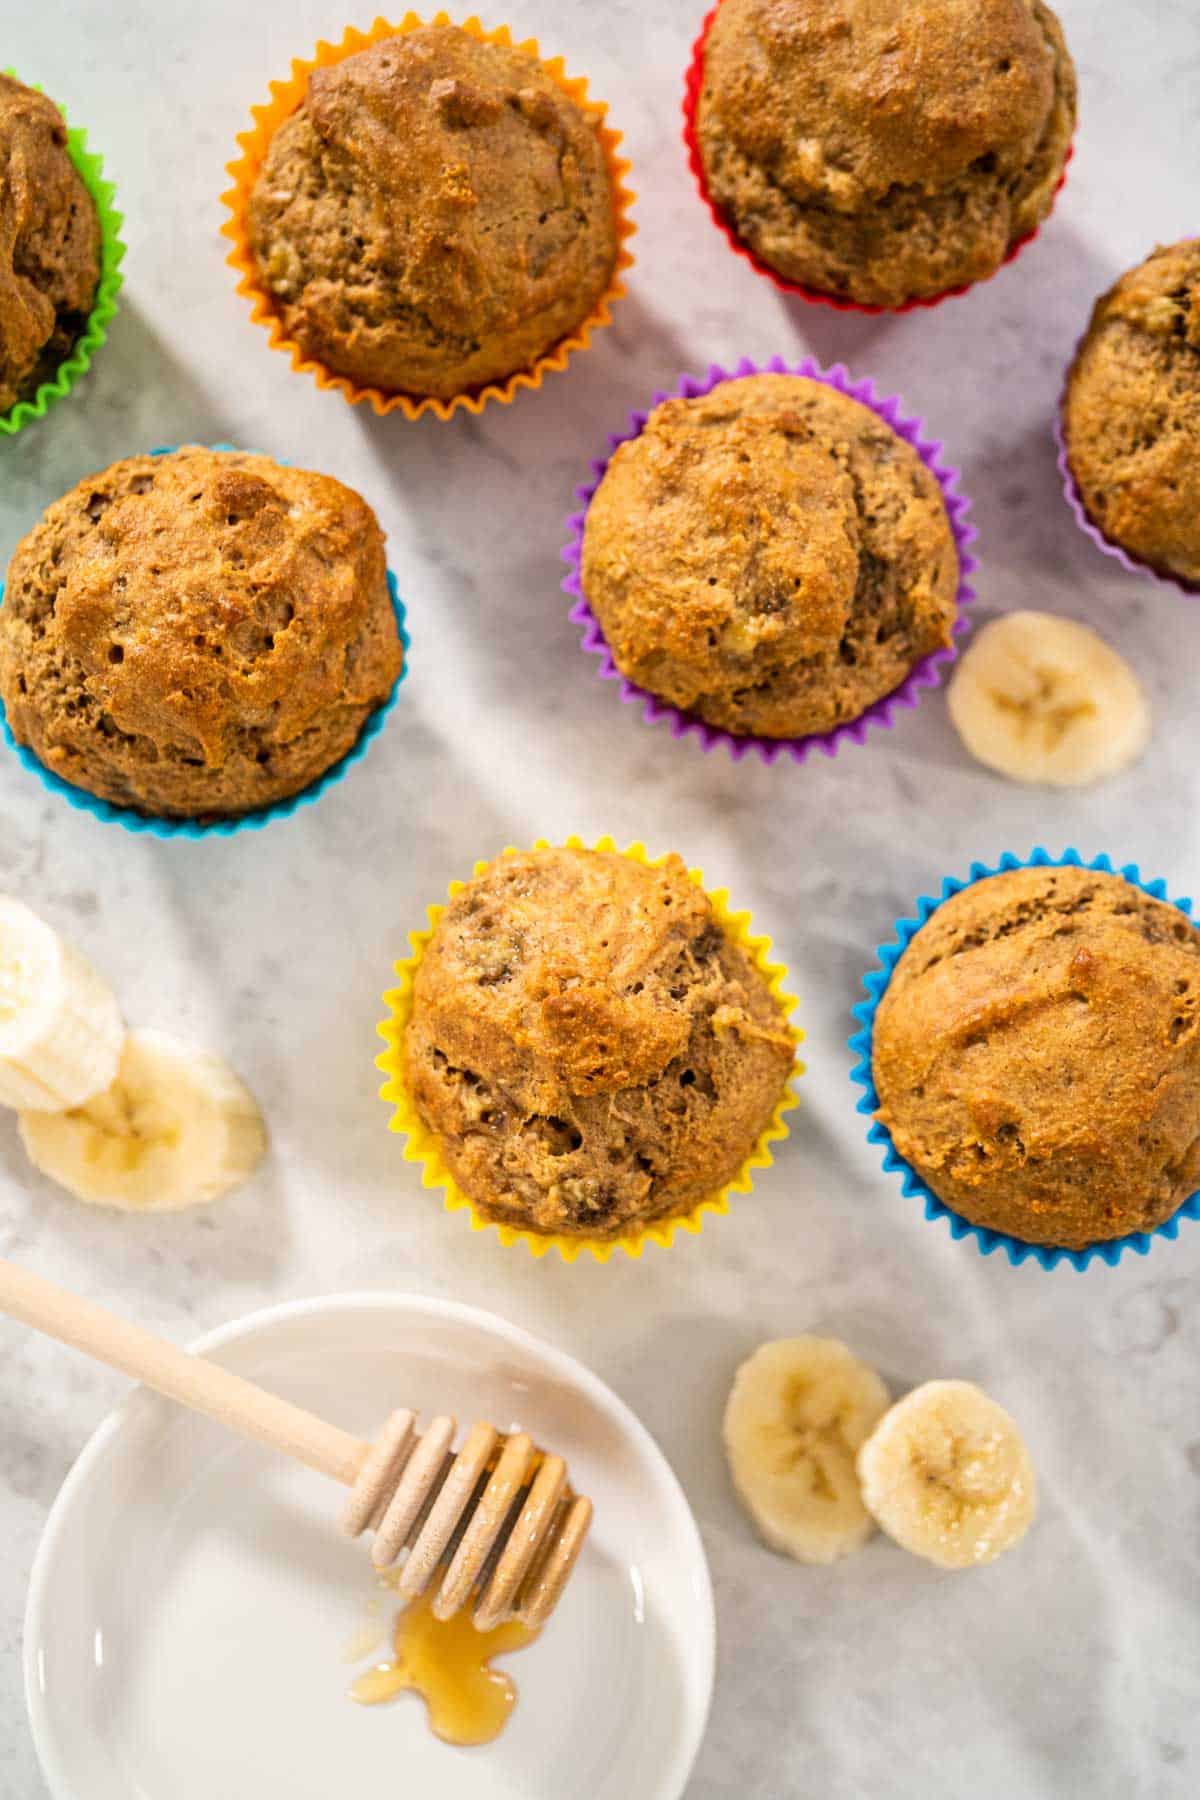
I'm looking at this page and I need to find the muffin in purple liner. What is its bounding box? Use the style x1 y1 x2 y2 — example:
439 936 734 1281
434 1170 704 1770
561 355 978 765
1056 238 1200 597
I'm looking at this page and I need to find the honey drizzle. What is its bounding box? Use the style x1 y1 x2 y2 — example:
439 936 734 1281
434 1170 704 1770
348 1585 537 1746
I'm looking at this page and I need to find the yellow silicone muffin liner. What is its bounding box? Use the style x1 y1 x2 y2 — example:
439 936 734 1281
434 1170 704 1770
376 836 803 1262
221 13 636 422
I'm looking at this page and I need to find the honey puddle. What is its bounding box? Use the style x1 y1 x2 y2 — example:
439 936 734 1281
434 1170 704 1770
348 1587 538 1746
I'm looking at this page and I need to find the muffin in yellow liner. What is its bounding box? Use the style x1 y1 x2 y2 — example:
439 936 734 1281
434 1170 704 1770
376 836 802 1262
221 13 636 422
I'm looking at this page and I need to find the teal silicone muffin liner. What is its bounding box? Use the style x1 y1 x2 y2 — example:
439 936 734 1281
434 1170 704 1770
0 446 409 838
849 848 1200 1271
0 72 125 436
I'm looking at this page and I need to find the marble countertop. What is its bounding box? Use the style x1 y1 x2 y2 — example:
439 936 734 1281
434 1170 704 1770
2 1 1199 1794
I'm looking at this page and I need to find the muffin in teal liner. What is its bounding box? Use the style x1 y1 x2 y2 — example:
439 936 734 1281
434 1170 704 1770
0 71 125 437
0 445 408 838
849 849 1200 1271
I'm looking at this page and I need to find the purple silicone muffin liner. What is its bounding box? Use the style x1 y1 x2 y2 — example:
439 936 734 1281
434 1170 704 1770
561 355 979 765
1055 339 1200 598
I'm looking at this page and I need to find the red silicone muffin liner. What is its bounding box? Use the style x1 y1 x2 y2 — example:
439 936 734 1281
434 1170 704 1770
681 3 1072 316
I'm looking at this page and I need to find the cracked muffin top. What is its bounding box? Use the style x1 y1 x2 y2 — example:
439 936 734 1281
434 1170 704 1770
0 73 101 413
0 449 403 819
579 374 959 741
872 866 1200 1251
403 847 796 1240
1063 239 1200 588
246 25 619 400
695 0 1076 308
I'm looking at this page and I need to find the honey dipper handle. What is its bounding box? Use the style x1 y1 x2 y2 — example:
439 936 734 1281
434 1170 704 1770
0 1257 368 1487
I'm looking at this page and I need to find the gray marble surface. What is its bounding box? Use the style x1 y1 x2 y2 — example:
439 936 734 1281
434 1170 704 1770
2 1 1199 1794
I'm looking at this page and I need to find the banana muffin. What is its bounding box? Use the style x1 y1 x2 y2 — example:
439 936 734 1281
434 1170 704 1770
872 866 1200 1250
404 846 795 1240
0 73 101 412
1062 240 1200 588
246 25 619 399
694 0 1076 308
580 374 959 740
0 449 403 819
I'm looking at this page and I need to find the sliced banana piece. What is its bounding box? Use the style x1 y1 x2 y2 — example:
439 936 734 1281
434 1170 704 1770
723 1336 891 1565
0 896 124 1112
19 1028 266 1211
947 610 1150 787
857 1379 1036 1570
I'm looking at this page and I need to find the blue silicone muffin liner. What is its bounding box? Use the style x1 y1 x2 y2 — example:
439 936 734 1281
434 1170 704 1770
0 446 409 838
849 848 1200 1271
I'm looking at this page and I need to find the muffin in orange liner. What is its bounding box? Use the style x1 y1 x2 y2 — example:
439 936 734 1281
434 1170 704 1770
376 836 803 1262
221 13 636 422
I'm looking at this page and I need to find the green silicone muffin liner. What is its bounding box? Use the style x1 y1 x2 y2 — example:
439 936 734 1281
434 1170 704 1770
0 74 125 437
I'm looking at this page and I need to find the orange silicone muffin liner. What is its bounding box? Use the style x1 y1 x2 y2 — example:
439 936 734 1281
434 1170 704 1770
221 12 636 421
376 836 803 1263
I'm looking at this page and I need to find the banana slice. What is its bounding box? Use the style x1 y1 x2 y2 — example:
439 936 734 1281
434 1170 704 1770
947 610 1150 786
0 896 124 1112
19 1028 267 1211
857 1380 1036 1570
723 1336 890 1564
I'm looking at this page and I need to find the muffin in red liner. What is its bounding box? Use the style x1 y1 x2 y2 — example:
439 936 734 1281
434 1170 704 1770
682 1 1075 315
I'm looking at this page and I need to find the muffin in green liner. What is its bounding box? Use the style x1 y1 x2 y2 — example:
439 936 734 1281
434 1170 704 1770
0 71 124 437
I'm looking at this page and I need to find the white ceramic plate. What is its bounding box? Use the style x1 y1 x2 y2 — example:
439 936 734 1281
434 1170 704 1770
25 1293 714 1800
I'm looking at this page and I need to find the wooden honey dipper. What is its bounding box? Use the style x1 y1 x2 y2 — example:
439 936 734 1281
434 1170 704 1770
0 1257 592 1631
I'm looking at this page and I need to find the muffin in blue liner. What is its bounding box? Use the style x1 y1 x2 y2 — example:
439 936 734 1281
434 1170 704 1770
849 848 1200 1271
0 445 409 839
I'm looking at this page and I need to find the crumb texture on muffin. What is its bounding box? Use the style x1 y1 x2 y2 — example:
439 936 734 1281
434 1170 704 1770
0 72 101 411
403 847 795 1239
872 866 1200 1249
695 0 1076 307
246 26 618 399
1064 238 1200 586
0 449 403 818
580 374 958 739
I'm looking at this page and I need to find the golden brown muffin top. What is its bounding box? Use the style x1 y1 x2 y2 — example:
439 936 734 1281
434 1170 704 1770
703 0 1061 202
1064 239 1200 587
416 849 728 1101
0 73 100 411
0 449 402 817
404 847 795 1238
247 26 618 399
580 375 958 739
873 867 1200 1250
